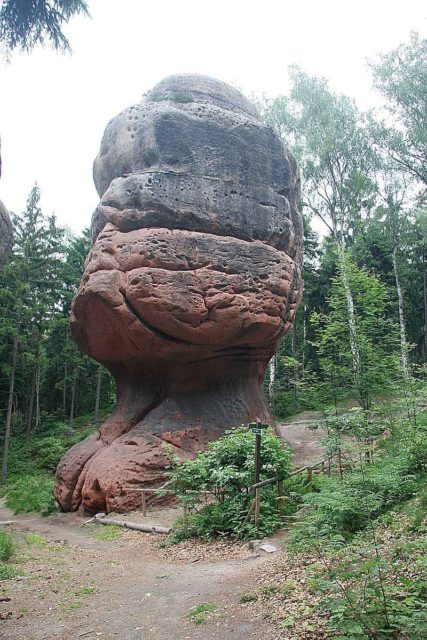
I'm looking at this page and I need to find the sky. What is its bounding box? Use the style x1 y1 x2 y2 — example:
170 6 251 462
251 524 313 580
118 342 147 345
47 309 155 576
0 0 426 234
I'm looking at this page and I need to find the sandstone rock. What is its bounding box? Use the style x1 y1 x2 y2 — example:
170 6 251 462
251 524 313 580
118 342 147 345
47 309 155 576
54 74 303 513
0 141 13 269
0 200 13 269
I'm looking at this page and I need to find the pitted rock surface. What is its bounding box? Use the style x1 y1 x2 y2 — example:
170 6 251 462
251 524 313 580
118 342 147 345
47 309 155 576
54 74 303 513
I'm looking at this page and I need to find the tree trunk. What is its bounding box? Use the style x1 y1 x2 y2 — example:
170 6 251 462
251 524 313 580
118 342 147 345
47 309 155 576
35 360 40 431
94 367 102 423
338 242 362 399
291 320 298 404
26 368 36 440
268 355 276 413
424 247 427 361
62 364 67 415
69 374 77 429
302 305 307 376
2 333 18 483
392 243 409 377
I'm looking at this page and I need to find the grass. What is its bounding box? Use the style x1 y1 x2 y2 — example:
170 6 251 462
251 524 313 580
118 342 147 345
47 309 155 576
0 530 14 561
92 524 122 541
5 475 57 516
77 583 96 596
187 602 218 624
0 562 17 580
239 591 258 603
26 533 47 549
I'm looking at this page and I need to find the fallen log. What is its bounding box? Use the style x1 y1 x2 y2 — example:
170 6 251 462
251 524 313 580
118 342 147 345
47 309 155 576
94 514 170 534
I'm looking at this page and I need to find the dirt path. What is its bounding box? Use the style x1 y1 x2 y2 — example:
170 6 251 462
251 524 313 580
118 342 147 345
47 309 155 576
0 503 280 640
0 413 333 639
276 411 326 467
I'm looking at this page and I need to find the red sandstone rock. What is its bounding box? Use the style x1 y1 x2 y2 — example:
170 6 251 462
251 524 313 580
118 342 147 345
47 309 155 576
54 74 303 513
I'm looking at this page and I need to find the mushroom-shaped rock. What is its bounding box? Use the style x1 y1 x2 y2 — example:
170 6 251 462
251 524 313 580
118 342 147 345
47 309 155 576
54 74 303 514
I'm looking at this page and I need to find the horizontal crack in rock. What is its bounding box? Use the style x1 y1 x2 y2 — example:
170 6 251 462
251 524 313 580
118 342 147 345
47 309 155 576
121 290 195 346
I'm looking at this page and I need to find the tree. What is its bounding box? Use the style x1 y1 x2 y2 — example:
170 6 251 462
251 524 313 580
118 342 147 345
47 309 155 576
1 185 65 479
0 0 89 57
263 69 377 394
370 33 427 197
312 257 401 410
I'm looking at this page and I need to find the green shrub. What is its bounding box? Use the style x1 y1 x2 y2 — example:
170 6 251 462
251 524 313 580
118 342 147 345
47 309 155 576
273 389 324 420
310 532 427 640
7 426 94 478
5 475 57 516
0 531 14 561
288 412 427 550
166 425 293 540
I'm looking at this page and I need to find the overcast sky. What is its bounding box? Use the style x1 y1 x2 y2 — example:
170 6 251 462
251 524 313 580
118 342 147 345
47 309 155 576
0 0 426 234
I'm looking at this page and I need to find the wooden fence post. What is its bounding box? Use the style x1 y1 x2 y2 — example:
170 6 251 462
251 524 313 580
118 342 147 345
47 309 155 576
254 419 262 530
277 479 283 514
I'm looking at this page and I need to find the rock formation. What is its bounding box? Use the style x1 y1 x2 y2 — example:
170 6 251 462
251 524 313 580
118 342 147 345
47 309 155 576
0 140 13 269
0 201 13 269
54 74 303 514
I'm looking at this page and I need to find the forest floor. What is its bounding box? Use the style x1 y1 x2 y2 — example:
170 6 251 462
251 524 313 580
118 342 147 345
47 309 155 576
0 413 328 640
0 504 324 640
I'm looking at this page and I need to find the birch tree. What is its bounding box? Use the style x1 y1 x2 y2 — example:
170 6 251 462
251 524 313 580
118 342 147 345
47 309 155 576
370 32 427 198
264 69 377 397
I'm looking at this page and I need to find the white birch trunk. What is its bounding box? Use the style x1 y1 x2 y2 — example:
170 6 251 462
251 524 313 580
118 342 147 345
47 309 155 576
338 242 361 386
268 355 276 410
302 305 307 376
392 244 409 378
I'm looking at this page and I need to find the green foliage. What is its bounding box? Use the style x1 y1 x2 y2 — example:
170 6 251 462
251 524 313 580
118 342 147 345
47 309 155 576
310 532 427 640
25 533 47 549
312 255 401 410
0 0 90 57
5 474 57 516
0 562 17 580
92 524 122 541
370 32 427 190
7 422 93 478
187 602 218 624
0 530 13 561
289 411 427 550
167 425 293 540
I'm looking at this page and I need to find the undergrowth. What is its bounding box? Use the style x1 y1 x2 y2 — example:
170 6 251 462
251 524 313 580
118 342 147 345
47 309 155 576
2 411 99 516
0 530 14 561
0 530 16 581
165 425 296 540
283 407 427 639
